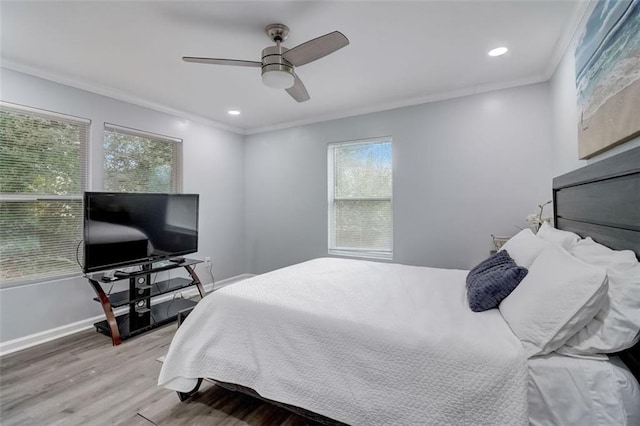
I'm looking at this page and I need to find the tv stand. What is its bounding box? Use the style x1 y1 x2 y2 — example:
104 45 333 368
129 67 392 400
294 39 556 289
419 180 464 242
86 258 206 345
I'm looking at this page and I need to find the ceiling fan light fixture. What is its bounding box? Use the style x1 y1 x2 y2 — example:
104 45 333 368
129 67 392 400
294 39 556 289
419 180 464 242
262 68 295 89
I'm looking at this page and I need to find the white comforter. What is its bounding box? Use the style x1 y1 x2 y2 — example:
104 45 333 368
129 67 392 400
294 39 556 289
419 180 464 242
158 258 527 425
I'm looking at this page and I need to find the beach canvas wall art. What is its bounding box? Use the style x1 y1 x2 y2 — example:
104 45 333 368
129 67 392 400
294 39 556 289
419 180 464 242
575 0 640 159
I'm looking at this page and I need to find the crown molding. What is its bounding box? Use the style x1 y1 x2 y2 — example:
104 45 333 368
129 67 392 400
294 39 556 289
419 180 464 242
245 73 547 135
0 59 246 135
2 57 552 138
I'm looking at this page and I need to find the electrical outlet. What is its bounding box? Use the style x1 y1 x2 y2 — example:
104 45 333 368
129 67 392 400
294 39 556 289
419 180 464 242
204 256 211 267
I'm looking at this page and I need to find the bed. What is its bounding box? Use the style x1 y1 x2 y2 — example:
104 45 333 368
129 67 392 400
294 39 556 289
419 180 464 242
160 258 529 424
159 145 640 425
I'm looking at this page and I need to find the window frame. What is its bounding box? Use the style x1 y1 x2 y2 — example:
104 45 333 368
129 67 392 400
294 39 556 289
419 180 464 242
0 101 90 287
102 123 183 193
327 137 393 260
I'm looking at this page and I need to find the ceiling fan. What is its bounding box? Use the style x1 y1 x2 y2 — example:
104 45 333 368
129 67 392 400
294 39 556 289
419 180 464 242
182 24 349 102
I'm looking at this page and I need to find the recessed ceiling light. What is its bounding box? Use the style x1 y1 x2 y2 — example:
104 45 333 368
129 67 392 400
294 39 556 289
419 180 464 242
488 47 508 57
228 109 241 116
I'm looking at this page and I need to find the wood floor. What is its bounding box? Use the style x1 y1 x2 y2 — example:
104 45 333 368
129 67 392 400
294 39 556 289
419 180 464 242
0 324 322 426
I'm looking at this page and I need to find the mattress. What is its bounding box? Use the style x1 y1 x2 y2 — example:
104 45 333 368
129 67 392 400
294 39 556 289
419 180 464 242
158 257 528 425
528 354 640 425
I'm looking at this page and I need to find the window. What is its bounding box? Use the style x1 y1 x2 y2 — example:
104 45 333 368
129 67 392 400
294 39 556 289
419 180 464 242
328 138 393 259
103 124 182 193
0 102 89 284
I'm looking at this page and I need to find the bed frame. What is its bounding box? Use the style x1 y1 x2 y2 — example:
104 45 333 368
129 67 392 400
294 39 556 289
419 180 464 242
553 145 640 380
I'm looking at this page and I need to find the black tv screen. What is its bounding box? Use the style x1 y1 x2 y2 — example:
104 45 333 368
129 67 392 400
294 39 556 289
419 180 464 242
83 192 199 273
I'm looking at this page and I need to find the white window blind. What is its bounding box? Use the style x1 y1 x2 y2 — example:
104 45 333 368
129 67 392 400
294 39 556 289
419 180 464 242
0 102 89 285
103 124 183 193
328 138 393 259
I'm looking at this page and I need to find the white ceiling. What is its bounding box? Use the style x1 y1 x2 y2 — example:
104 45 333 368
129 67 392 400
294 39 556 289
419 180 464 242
0 1 585 134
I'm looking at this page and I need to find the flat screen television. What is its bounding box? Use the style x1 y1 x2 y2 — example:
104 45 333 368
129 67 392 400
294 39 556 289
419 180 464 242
83 192 199 273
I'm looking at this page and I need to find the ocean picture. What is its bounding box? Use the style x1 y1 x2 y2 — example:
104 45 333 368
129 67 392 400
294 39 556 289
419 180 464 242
575 0 640 159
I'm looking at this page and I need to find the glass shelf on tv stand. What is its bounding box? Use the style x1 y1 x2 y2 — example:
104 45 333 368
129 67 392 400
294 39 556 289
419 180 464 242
92 276 199 308
86 258 202 282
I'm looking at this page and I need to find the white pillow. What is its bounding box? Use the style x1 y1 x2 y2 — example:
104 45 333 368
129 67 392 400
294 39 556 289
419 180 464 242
499 244 608 357
558 238 640 355
499 228 549 268
536 221 581 251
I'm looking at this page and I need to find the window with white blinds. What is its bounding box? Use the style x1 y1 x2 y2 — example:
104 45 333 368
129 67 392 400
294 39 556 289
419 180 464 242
0 102 89 285
328 138 393 259
103 124 182 193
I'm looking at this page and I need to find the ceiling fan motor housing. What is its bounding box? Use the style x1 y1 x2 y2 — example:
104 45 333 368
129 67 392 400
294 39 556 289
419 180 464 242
261 45 295 88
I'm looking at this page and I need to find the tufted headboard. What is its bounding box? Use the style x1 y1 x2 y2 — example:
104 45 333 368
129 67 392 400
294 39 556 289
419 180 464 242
552 145 640 379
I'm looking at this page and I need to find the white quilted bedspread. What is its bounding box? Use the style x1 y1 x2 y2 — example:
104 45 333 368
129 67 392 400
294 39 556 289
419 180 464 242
158 258 527 425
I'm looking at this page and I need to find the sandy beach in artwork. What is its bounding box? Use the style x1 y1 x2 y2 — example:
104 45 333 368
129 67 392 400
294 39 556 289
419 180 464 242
578 77 640 159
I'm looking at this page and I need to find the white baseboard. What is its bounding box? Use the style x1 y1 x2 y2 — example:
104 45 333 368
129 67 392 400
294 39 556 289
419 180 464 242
0 273 254 357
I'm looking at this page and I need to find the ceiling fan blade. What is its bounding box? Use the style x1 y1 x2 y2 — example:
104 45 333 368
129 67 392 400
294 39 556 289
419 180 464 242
286 74 310 102
182 57 262 67
282 31 349 67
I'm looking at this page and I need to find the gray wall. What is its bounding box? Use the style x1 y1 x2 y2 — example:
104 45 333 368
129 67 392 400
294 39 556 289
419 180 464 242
245 83 553 274
0 69 245 343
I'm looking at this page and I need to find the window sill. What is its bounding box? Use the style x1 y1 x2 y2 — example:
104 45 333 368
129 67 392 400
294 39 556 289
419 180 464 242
328 249 393 261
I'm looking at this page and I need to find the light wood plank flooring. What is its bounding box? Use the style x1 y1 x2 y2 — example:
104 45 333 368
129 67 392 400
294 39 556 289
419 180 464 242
0 324 321 425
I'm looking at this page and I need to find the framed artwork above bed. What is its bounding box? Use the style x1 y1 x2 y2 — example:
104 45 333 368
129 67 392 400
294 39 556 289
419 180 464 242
574 0 640 159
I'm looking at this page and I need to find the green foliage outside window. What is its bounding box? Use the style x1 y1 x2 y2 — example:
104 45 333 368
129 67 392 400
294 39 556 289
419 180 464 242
104 129 179 193
334 142 392 199
0 108 86 283
0 111 83 194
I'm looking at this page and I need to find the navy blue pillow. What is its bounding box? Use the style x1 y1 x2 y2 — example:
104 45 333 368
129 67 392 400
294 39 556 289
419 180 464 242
466 250 528 312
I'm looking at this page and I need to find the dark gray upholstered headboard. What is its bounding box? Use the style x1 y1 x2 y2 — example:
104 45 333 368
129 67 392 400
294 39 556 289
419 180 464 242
553 145 640 379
